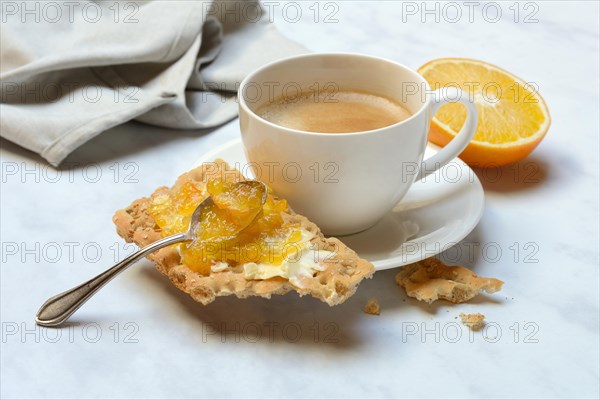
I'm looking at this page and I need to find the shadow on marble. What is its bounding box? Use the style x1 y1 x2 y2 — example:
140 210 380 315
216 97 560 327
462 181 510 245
395 286 505 318
139 268 368 350
405 293 504 316
437 223 485 270
472 155 551 193
132 265 468 352
465 295 504 306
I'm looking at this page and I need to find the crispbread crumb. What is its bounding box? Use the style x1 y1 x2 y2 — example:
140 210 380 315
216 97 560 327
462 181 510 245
459 313 485 330
363 298 380 315
395 258 503 304
113 159 375 306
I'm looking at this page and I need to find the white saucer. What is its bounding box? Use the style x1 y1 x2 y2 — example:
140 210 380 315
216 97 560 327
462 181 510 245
194 139 484 271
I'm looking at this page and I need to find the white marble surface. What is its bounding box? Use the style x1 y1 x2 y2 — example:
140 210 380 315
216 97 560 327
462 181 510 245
1 1 599 399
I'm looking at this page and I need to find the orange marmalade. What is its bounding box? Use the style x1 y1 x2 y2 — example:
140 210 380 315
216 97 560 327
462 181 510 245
148 179 303 275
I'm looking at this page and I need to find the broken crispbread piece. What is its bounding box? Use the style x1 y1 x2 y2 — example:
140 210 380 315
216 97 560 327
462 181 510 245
395 258 503 304
459 313 485 330
363 298 381 315
113 159 374 306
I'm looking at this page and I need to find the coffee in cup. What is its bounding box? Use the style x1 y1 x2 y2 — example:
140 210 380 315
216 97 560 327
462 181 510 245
256 90 412 134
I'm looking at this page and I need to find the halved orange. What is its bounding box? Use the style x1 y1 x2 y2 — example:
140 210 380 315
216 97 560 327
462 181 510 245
418 58 551 168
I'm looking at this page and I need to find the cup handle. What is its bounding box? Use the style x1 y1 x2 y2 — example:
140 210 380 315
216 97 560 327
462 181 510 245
416 87 478 181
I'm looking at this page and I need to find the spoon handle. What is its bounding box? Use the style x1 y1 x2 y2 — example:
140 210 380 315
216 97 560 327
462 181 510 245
35 233 187 327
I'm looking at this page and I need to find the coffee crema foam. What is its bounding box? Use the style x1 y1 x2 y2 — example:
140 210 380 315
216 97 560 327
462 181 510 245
256 90 412 133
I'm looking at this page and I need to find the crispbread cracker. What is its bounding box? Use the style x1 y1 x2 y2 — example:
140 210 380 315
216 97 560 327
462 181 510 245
363 298 381 316
395 258 503 304
459 313 485 330
113 159 375 306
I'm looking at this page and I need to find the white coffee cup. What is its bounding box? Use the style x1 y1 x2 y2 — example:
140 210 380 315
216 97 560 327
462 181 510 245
238 53 478 235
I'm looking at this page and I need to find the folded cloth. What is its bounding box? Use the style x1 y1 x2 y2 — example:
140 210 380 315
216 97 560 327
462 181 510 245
0 0 306 166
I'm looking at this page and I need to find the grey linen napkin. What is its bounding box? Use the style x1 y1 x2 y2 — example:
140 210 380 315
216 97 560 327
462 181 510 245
0 0 306 166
